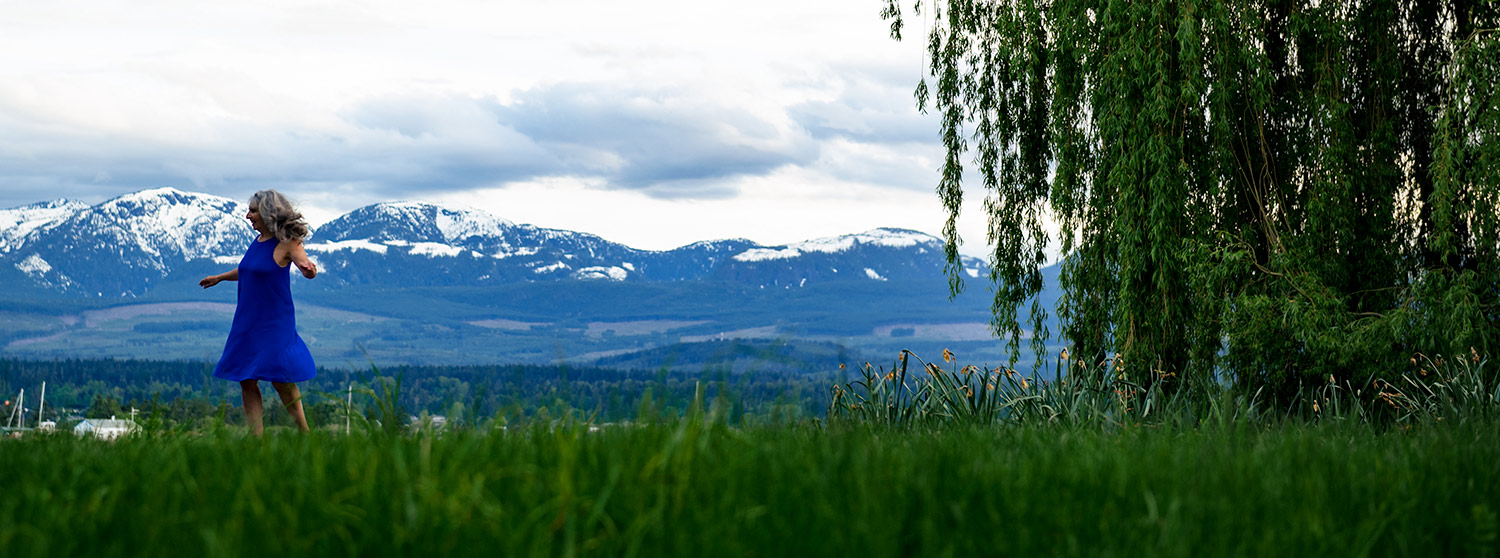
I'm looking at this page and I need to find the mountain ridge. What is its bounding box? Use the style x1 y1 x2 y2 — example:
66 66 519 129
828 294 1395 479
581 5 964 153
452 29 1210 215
0 187 987 297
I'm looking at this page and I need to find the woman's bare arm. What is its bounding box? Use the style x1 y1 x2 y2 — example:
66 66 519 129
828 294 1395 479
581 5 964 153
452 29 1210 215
200 268 239 289
289 241 317 279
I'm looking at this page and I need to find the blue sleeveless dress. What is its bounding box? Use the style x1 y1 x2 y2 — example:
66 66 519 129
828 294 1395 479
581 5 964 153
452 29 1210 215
213 236 317 383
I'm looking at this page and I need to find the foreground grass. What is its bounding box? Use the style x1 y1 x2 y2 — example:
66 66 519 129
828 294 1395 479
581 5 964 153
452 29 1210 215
4 421 1498 557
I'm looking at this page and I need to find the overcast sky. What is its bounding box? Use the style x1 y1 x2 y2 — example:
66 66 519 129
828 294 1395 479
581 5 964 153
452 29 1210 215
0 0 1017 257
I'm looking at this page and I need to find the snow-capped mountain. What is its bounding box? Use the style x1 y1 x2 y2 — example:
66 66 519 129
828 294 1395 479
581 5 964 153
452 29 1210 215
0 188 986 296
308 201 646 284
313 202 515 245
717 228 982 287
0 199 91 251
306 200 984 287
0 188 248 295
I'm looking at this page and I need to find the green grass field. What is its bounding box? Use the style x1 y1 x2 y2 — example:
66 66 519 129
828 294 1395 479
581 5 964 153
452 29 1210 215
4 418 1497 557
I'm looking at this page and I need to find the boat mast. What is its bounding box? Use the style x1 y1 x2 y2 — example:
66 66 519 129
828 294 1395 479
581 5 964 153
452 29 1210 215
7 389 23 428
37 382 46 429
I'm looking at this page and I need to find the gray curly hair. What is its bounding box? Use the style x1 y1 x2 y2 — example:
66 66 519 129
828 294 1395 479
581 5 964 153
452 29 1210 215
249 190 311 242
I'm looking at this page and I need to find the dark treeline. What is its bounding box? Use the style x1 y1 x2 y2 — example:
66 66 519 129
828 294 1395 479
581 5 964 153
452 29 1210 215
0 358 837 430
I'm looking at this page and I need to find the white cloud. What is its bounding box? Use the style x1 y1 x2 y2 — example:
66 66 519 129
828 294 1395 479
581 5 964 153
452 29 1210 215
0 0 1047 260
425 166 1009 260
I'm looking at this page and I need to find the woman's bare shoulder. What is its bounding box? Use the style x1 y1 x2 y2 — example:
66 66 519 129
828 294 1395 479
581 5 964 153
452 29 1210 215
272 237 308 263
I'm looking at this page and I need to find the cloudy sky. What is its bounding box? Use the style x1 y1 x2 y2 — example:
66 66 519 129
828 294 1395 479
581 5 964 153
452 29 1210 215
0 0 1008 257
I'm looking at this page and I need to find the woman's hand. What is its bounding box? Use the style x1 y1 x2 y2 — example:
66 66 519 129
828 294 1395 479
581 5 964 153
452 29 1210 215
288 242 318 279
200 269 237 288
294 258 317 279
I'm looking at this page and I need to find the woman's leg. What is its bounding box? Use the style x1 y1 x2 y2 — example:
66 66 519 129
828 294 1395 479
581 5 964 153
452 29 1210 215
272 382 310 433
239 380 264 436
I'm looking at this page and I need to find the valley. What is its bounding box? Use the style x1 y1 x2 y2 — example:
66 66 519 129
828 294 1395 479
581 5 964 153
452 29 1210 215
0 188 1060 372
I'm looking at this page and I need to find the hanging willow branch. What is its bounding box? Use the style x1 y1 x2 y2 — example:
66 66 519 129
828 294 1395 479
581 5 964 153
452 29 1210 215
886 0 1500 396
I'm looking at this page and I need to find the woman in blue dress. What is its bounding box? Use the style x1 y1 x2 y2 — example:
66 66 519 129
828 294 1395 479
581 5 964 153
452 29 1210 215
200 190 319 435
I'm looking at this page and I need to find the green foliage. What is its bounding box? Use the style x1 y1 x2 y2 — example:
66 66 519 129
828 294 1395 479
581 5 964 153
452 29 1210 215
1352 351 1499 425
831 349 1235 429
831 348 1496 429
84 393 123 420
888 0 1500 401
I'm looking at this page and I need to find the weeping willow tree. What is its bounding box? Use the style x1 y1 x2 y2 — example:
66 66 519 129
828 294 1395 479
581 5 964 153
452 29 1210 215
885 0 1499 399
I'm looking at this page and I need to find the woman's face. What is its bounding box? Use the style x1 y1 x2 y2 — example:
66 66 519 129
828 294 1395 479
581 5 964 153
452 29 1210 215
247 204 266 232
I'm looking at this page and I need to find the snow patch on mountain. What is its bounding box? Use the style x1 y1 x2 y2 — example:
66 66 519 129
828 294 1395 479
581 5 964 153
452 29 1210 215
732 228 940 262
306 239 389 255
864 268 886 281
435 207 512 242
672 238 755 252
409 242 464 257
534 261 570 274
574 266 628 281
798 228 937 253
734 247 802 262
16 254 52 274
493 246 539 259
14 253 76 289
373 202 513 243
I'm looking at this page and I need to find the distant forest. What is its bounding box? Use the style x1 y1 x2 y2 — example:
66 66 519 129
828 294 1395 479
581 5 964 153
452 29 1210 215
0 357 845 430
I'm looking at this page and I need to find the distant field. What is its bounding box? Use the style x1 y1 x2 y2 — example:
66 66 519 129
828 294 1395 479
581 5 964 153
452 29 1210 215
871 322 997 340
3 420 1496 556
0 295 1025 371
75 302 237 328
583 319 710 338
466 317 549 330
0 302 399 367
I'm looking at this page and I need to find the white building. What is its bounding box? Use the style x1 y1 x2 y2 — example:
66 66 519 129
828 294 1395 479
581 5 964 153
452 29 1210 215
74 418 139 440
408 414 448 431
